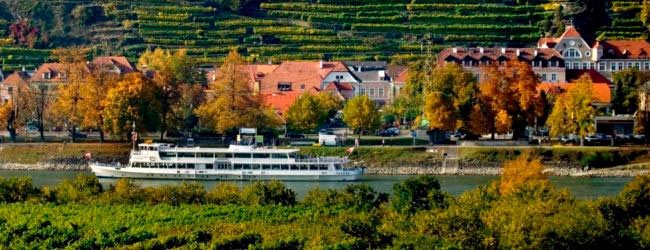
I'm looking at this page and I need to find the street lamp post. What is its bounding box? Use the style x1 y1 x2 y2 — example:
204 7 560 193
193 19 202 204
131 121 136 150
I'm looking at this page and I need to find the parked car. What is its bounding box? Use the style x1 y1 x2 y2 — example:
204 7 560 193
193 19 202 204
585 133 611 145
376 128 399 137
560 134 579 145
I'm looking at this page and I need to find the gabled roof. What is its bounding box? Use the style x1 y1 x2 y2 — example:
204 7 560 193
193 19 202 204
259 61 343 95
323 81 355 100
91 56 134 73
31 63 65 82
538 82 611 104
2 71 30 86
598 40 650 59
560 26 583 39
351 70 389 83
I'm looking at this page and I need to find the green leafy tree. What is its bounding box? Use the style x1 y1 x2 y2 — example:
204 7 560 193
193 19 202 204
612 68 650 115
342 95 380 137
422 63 477 133
392 176 448 214
286 93 341 134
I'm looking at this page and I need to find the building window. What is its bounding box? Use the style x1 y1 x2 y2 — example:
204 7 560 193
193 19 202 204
618 62 624 71
563 48 582 58
360 88 365 95
378 88 384 97
590 62 595 69
627 62 633 69
335 75 344 80
550 60 556 67
551 73 557 82
7 87 12 94
635 62 641 69
43 72 51 79
599 62 605 71
541 74 547 81
645 62 650 70
611 63 617 71
573 62 579 69
277 82 292 91
582 62 588 69
300 84 305 90
369 88 375 97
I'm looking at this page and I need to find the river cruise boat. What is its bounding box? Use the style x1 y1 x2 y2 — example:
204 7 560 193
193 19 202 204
90 143 364 181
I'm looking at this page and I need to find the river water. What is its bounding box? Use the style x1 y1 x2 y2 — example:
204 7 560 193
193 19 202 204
0 171 633 200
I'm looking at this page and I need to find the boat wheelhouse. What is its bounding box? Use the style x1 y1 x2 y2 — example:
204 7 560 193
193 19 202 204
90 143 363 181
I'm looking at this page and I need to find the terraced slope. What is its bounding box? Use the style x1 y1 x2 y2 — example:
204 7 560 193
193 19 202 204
0 0 647 72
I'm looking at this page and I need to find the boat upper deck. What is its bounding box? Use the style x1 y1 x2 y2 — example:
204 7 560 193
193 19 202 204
137 143 300 154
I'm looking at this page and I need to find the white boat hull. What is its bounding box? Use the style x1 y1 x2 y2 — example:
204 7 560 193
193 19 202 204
90 164 364 181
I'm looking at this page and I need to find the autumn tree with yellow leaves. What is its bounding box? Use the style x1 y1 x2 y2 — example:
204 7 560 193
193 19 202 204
470 61 544 139
102 73 162 138
50 48 90 142
138 48 204 140
422 63 477 133
195 50 278 134
547 75 595 146
342 95 380 137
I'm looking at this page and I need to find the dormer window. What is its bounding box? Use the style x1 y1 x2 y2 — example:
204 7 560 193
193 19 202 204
335 75 344 80
7 87 13 94
43 72 51 79
278 82 292 91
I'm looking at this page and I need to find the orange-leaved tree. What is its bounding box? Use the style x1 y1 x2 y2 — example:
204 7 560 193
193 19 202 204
499 153 549 195
471 61 544 139
50 48 90 142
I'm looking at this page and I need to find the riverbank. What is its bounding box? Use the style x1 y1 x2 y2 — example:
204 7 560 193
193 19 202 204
1 143 650 177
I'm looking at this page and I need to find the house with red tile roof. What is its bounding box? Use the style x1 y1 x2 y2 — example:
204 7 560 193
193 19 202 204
537 25 650 79
438 47 566 83
90 56 135 75
0 71 30 103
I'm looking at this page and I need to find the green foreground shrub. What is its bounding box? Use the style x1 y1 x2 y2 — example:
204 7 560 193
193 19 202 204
1 175 650 248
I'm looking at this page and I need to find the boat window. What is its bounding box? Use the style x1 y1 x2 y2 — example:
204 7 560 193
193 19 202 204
234 153 250 158
334 164 341 170
234 164 243 170
281 165 289 170
205 164 213 169
187 164 195 169
225 153 233 158
178 163 186 169
215 153 227 158
253 153 270 159
271 154 287 159
272 164 280 170
179 152 195 158
299 165 308 170
262 165 271 170
199 153 213 158
160 152 175 157
320 165 328 170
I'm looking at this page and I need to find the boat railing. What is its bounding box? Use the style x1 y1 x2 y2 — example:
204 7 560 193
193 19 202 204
91 162 122 167
293 157 346 163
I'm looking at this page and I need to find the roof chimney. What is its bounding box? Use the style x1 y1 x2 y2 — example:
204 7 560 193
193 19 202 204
516 49 521 57
21 66 25 72
452 47 458 54
500 47 506 54
479 47 484 53
319 60 323 69
534 49 538 56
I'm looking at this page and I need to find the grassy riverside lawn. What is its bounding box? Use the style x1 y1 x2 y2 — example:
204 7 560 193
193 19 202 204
0 143 649 172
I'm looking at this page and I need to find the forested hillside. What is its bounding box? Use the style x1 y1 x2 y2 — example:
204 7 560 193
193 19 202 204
0 0 647 71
